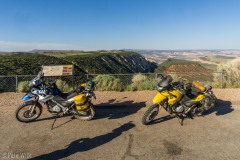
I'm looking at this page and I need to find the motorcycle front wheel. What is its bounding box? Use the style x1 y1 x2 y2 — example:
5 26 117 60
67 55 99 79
142 104 159 125
15 101 42 122
74 104 95 121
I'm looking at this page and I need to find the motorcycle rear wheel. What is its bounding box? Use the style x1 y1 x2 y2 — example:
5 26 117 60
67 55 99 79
142 104 159 125
74 104 95 121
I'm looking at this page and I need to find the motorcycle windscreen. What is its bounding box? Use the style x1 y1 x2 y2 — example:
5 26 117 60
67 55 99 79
153 92 167 104
157 75 172 89
165 90 183 105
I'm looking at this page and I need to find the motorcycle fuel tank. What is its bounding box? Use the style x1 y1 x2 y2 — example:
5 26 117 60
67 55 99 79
165 90 183 105
153 90 183 105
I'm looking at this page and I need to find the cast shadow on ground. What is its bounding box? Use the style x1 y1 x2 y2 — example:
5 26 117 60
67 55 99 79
203 99 234 116
32 114 76 130
94 99 146 120
33 114 70 122
30 99 145 128
148 115 176 125
29 122 135 160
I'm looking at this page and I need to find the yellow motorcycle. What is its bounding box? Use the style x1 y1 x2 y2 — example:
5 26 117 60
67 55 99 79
141 75 216 125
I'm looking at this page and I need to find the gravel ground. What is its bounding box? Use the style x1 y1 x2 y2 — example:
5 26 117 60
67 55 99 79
0 89 240 160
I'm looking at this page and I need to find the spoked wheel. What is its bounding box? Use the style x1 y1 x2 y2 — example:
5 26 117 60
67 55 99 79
142 104 160 125
15 101 42 122
74 104 95 121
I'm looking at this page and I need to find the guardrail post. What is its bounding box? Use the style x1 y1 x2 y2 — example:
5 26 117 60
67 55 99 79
221 70 227 88
221 72 223 88
16 75 18 92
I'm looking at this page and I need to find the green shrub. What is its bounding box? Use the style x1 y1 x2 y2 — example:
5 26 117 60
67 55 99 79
18 81 29 92
214 58 240 88
129 74 147 90
125 84 138 91
94 75 123 91
56 79 73 92
125 74 157 91
132 74 147 85
138 80 156 90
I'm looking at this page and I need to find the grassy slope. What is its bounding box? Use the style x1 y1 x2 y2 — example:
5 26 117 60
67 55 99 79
199 63 217 70
200 55 235 64
197 55 236 71
0 54 70 75
155 58 213 81
0 51 156 75
155 58 198 72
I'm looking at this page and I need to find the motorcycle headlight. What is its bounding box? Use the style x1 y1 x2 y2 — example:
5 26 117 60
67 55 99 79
157 86 163 91
205 85 212 91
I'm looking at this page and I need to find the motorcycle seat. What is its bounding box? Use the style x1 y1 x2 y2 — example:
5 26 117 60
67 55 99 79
181 94 198 107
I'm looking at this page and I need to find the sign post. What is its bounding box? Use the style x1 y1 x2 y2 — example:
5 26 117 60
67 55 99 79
42 65 75 89
42 65 74 76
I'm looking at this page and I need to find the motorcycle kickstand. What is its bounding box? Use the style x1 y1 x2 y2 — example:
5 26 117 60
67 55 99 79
177 116 184 126
51 115 60 130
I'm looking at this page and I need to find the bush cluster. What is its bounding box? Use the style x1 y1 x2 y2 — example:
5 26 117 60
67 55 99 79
17 81 29 92
17 79 73 93
56 79 73 92
94 75 124 91
94 74 157 91
213 58 240 88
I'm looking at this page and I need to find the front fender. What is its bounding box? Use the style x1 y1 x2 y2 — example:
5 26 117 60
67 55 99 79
153 92 167 104
22 93 35 101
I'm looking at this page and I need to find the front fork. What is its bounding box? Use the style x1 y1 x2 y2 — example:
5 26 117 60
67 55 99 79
28 101 37 116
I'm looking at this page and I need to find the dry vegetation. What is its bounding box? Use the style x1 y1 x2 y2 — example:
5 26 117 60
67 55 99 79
214 58 240 88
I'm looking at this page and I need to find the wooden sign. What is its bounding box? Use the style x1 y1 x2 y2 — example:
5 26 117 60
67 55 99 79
42 65 74 76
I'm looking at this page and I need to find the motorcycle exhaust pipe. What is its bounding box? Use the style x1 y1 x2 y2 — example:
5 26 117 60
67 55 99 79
184 104 196 114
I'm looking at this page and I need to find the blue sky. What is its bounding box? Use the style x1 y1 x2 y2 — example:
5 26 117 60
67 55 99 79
0 0 240 51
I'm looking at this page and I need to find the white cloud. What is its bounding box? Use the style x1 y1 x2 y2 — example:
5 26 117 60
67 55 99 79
0 41 85 52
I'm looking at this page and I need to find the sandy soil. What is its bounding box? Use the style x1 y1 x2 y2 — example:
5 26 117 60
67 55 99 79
0 90 240 160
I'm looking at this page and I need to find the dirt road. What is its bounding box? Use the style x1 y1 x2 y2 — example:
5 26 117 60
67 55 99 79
0 89 240 160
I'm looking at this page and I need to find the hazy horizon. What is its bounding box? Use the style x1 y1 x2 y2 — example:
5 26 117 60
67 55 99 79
1 48 240 53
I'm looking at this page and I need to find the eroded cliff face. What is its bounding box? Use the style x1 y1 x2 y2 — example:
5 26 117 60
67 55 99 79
90 53 157 74
114 54 156 72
